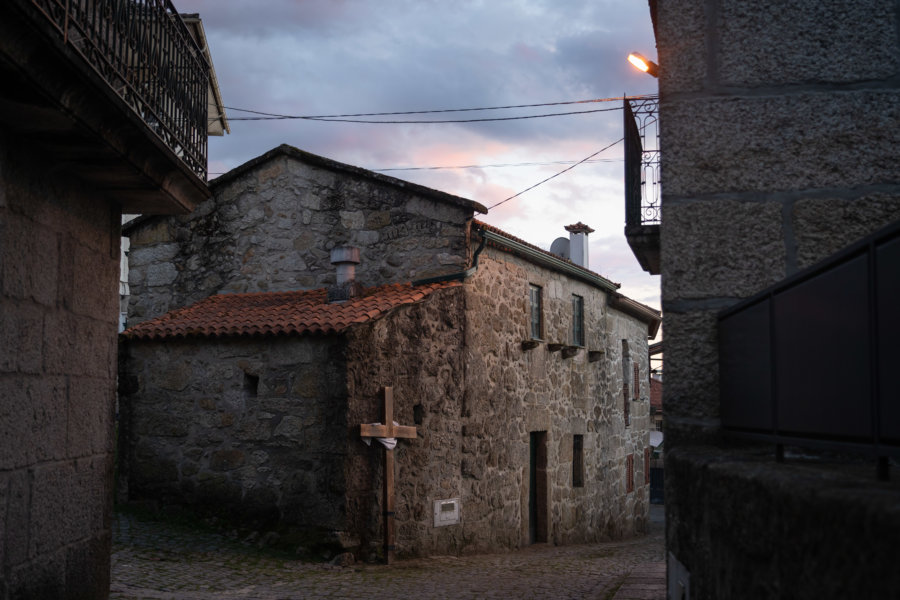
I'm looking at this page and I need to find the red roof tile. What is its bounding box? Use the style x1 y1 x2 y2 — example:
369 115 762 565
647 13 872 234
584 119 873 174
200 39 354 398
122 281 460 341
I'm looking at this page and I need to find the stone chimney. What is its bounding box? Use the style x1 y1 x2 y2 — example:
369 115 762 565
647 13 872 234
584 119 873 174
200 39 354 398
327 246 362 302
564 222 594 269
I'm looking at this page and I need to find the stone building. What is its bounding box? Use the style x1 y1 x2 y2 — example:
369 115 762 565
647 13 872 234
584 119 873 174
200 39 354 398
638 0 900 597
0 2 224 598
119 145 660 558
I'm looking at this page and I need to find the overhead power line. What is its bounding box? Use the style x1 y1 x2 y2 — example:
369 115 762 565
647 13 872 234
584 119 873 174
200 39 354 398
228 107 620 123
487 138 624 210
207 155 623 177
373 157 621 172
220 94 654 123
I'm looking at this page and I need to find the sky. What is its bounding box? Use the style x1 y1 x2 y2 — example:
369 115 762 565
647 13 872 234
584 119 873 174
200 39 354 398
177 0 660 323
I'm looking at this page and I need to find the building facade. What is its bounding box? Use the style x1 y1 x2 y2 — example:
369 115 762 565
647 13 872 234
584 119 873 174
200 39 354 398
0 1 219 597
650 0 900 597
120 146 660 558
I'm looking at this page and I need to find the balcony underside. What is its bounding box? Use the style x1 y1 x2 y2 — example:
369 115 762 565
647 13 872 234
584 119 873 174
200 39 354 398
0 4 209 214
625 224 660 275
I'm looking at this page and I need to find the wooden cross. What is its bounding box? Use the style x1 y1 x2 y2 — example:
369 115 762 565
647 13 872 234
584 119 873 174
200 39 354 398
359 386 417 564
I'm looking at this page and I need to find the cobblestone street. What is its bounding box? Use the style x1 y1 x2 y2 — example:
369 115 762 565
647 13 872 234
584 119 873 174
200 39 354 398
110 505 665 600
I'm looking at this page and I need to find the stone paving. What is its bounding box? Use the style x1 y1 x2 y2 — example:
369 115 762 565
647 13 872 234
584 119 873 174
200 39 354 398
110 505 666 600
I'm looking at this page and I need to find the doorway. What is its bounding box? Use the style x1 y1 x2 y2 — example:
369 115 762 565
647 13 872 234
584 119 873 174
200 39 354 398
529 431 548 543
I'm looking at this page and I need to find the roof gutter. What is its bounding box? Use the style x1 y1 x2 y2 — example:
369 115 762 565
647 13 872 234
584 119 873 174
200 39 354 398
477 227 620 294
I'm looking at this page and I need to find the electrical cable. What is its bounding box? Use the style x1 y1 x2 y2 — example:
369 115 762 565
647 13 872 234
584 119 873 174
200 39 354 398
227 106 621 123
487 138 624 210
222 94 655 121
373 157 620 172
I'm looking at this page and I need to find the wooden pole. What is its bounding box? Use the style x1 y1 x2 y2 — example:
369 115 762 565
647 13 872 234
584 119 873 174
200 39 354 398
358 386 416 565
382 387 396 564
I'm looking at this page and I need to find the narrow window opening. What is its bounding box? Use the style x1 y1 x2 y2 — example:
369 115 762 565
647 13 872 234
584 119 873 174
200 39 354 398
626 453 634 494
572 435 584 487
622 340 631 426
529 284 543 340
413 403 424 425
572 294 584 346
243 372 259 400
633 362 640 401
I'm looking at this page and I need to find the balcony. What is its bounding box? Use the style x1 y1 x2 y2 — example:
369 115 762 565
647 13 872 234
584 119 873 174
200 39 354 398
0 0 211 213
623 95 660 275
719 218 900 477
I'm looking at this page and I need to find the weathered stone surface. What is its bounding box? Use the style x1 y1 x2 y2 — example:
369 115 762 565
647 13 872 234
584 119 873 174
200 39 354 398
0 300 43 373
661 91 900 198
127 148 479 324
0 99 118 600
661 199 785 300
121 336 349 531
718 0 900 88
68 375 114 457
659 310 722 424
1 211 57 306
668 446 900 599
658 5 900 598
792 194 900 269
656 0 707 95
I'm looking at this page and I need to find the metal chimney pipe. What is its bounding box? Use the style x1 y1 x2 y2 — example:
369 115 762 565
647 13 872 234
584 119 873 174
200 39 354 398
564 222 595 269
328 246 361 302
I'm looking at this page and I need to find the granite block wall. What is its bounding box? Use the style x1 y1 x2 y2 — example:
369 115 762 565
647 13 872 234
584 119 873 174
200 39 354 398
459 249 652 551
119 336 349 536
344 286 468 559
0 132 119 599
126 147 479 325
659 0 900 446
657 1 900 597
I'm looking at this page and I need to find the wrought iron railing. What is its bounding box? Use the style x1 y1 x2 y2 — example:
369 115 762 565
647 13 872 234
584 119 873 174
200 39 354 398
624 96 660 227
719 218 900 476
23 0 208 179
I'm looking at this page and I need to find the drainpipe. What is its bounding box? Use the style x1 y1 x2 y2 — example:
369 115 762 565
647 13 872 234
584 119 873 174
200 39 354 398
411 227 487 286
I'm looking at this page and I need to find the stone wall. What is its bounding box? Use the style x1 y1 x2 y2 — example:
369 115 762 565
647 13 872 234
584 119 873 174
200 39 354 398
657 1 900 597
126 146 480 325
659 0 900 449
458 248 651 551
119 335 349 537
344 286 467 559
0 131 119 598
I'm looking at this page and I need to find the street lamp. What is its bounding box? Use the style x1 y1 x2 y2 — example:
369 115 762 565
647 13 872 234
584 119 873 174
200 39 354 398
628 52 659 78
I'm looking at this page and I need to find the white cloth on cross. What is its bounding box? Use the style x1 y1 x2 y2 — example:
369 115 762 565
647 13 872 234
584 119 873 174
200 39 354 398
362 421 399 450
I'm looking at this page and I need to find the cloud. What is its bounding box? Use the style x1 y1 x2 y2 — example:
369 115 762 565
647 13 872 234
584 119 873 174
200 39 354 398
181 0 661 326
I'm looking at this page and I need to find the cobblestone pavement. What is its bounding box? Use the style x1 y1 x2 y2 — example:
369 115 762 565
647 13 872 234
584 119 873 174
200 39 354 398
110 505 666 600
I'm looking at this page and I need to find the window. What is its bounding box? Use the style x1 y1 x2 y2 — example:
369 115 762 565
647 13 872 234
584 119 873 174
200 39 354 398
243 372 259 401
571 294 584 346
572 435 584 487
633 363 640 401
529 285 543 339
622 340 631 426
626 453 634 493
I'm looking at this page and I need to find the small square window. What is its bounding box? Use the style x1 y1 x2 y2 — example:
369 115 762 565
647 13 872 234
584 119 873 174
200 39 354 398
529 284 543 340
571 295 584 346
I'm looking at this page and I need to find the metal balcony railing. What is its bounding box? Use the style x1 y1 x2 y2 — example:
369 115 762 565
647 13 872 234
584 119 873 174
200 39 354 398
25 0 209 179
624 95 660 228
719 218 900 475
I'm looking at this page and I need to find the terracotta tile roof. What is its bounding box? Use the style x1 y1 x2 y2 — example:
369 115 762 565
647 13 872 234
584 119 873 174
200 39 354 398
122 281 460 341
